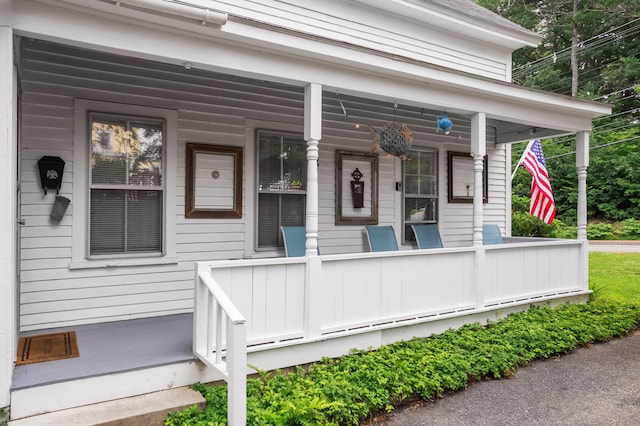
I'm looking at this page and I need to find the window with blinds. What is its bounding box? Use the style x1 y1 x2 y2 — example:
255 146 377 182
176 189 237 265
403 148 438 244
89 113 165 256
256 130 307 251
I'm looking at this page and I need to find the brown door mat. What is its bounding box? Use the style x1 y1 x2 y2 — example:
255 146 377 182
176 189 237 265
16 331 80 365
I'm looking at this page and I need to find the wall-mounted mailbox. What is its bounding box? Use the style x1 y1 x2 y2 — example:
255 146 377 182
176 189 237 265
37 156 65 195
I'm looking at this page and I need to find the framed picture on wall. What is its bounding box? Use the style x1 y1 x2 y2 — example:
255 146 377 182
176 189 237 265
335 150 379 225
185 143 243 218
447 151 488 203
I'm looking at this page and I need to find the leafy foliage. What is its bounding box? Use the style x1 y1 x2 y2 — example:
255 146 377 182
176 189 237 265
511 194 640 239
0 407 7 426
511 194 576 237
476 0 640 223
166 300 639 425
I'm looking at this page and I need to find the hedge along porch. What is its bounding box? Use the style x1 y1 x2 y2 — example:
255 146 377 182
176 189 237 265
2 0 611 419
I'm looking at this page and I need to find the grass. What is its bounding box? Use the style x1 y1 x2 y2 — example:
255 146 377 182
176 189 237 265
166 252 640 425
590 252 640 305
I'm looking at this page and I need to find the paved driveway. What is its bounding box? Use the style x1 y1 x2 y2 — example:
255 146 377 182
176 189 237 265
588 241 640 252
368 331 640 426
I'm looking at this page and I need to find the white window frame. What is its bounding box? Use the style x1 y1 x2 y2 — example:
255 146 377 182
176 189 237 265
402 147 439 245
243 120 304 257
255 129 307 253
70 100 177 269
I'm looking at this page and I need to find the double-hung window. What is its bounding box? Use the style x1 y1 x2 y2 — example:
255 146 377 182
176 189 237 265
403 148 438 244
256 130 307 251
89 113 165 256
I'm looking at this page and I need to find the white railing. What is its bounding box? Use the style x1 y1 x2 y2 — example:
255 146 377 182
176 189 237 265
484 239 585 305
193 264 247 426
194 239 587 425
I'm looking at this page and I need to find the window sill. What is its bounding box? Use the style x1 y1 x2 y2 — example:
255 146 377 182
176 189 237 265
243 251 284 259
68 257 179 270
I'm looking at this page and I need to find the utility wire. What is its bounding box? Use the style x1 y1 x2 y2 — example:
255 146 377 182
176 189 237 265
545 135 640 160
513 18 640 77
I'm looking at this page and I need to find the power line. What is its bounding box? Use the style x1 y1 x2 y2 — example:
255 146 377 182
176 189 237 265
545 135 640 160
513 17 640 78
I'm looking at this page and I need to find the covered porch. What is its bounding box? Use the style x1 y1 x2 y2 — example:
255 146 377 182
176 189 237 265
11 238 588 420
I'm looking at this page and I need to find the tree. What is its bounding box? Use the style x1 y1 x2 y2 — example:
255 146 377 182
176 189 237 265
477 0 640 223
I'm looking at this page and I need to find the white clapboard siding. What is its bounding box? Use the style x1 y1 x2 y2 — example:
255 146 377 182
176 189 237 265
19 38 507 330
19 38 305 329
207 0 511 80
21 270 194 292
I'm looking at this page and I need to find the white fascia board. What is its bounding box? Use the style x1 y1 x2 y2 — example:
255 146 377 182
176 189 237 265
14 0 609 132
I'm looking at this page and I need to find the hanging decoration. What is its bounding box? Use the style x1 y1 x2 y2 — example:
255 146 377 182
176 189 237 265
436 113 453 135
369 104 413 160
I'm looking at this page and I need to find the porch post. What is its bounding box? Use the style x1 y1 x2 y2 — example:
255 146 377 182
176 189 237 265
0 21 17 408
304 83 321 256
471 112 486 246
576 131 589 291
576 131 589 241
471 112 487 309
303 83 322 338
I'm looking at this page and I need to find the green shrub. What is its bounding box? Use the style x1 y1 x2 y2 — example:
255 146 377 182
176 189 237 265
0 407 8 426
167 300 640 426
618 218 640 239
511 194 640 240
587 222 614 240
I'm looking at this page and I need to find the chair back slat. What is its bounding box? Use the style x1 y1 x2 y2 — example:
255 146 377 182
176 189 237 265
483 224 504 245
411 224 443 249
365 225 399 252
281 226 308 257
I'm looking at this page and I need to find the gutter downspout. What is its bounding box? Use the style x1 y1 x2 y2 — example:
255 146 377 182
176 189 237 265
55 0 228 26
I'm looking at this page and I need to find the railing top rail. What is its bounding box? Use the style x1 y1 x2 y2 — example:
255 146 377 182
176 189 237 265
197 257 307 269
485 238 583 250
195 239 583 268
197 271 246 325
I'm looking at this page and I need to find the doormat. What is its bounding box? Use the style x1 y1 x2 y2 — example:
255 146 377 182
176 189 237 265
16 331 79 365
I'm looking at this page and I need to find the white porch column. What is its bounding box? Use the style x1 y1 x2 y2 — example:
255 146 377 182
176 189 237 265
471 112 486 246
576 131 589 241
471 112 487 309
0 19 18 407
304 83 321 256
303 83 322 339
576 131 589 291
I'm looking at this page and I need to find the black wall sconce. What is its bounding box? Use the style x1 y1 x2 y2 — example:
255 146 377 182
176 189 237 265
37 156 65 195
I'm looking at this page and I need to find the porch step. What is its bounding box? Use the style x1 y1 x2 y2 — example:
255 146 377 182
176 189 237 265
8 387 205 426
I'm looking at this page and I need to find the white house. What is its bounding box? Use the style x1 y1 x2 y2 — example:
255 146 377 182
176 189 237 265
0 0 611 421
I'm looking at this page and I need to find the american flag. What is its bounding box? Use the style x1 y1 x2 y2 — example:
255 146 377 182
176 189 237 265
521 139 556 224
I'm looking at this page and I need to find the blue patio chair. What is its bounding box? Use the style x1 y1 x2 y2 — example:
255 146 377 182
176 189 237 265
365 225 399 252
281 226 319 257
411 224 443 249
482 224 504 245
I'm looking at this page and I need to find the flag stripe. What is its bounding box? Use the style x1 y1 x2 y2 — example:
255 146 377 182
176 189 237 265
520 139 556 224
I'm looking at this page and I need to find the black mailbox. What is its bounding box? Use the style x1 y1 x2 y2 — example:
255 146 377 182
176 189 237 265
37 156 65 195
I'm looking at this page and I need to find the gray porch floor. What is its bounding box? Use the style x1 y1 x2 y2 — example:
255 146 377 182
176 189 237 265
11 314 195 391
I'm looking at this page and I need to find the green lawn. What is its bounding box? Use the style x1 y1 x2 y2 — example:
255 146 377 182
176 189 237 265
590 252 640 305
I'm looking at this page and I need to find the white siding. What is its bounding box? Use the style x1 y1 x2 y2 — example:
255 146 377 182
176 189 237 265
19 39 507 330
199 0 512 81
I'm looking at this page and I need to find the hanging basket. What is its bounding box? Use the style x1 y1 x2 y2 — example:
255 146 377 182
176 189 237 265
369 121 413 160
